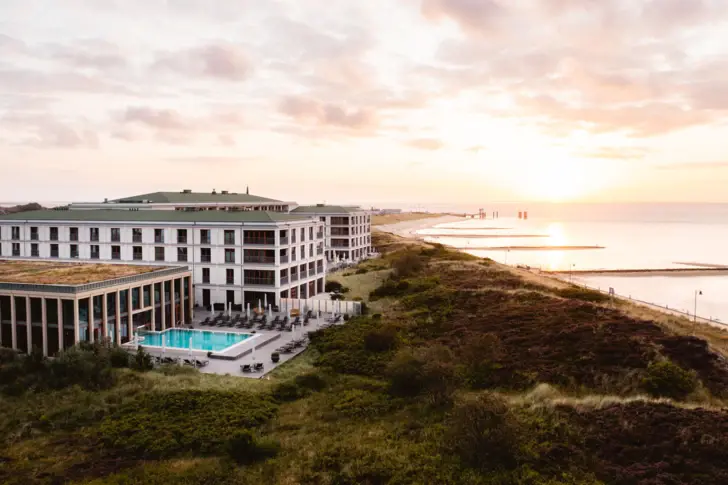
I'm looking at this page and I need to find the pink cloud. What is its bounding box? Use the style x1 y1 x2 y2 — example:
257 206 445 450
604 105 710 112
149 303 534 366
154 43 251 81
278 96 378 131
407 138 444 150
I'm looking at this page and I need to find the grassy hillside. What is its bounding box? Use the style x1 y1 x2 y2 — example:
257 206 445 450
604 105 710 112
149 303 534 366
3 232 728 484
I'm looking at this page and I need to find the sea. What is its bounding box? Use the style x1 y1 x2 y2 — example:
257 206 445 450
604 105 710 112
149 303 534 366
411 203 728 324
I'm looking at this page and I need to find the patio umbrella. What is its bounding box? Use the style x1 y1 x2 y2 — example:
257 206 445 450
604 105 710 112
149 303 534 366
246 303 250 319
258 299 261 312
268 304 272 318
264 294 268 308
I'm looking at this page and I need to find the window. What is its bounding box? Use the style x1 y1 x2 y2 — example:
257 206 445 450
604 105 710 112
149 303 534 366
155 246 165 261
310 243 314 257
12 242 20 256
70 227 79 241
225 248 235 263
279 229 288 245
111 228 120 242
30 227 38 241
31 243 39 257
301 245 306 259
70 244 79 258
132 228 142 243
11 226 20 240
300 227 305 242
200 229 210 244
177 229 188 244
320 216 325 222
226 269 234 285
90 245 100 259
90 227 99 242
111 245 121 260
224 230 235 245
309 227 313 240
50 227 59 241
154 228 164 243
202 268 210 284
244 230 275 245
177 247 188 262
133 246 142 260
201 248 211 263
291 230 296 243
291 247 296 261
50 244 59 258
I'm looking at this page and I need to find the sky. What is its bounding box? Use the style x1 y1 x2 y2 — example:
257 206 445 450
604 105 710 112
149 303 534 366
2 0 728 207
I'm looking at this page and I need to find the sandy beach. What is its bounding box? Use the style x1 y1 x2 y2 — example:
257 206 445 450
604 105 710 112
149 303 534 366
374 215 465 239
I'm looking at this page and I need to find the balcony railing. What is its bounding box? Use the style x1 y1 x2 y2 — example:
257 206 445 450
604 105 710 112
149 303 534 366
201 255 212 263
30 233 39 241
224 236 236 245
112 252 121 260
111 235 120 242
316 231 324 239
280 237 288 245
155 236 164 243
201 237 211 245
177 237 187 244
91 252 100 260
317 248 324 255
90 235 99 242
12 249 21 257
280 254 289 263
244 238 275 245
280 276 289 285
291 274 299 282
70 234 79 242
317 265 324 274
244 256 275 264
133 235 142 243
31 249 39 257
244 278 275 286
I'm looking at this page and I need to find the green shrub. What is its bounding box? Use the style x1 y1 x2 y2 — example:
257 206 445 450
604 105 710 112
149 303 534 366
445 393 526 472
331 389 397 419
640 360 698 399
97 390 277 458
109 346 130 368
325 281 344 293
391 250 424 278
271 381 308 402
156 364 198 376
295 372 327 391
556 287 610 303
364 326 398 352
355 268 368 275
225 429 280 464
387 346 461 404
130 346 154 372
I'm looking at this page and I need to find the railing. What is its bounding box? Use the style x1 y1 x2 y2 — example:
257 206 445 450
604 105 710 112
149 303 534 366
201 237 211 245
316 232 324 239
243 278 275 286
70 234 79 241
317 248 323 255
244 256 275 264
280 237 288 245
71 251 79 259
155 236 164 243
226 279 235 285
178 255 188 262
177 237 188 244
201 255 212 263
133 236 142 243
224 237 236 245
280 276 289 285
111 235 120 242
90 235 99 242
300 269 308 278
91 252 100 260
291 274 299 282
280 255 289 263
112 252 121 260
317 265 324 274
12 249 21 257
244 238 275 245
30 233 39 241
133 253 143 261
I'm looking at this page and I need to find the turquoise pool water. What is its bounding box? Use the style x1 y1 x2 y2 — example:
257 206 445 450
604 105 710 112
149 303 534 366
139 329 251 352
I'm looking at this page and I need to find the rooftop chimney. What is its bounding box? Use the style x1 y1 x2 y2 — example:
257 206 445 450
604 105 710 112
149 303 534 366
182 189 192 194
221 190 229 195
212 189 217 194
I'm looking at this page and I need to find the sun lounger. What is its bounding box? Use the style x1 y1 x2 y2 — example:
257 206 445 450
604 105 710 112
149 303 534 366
183 358 195 366
161 357 176 365
194 359 209 368
254 362 264 372
241 364 252 373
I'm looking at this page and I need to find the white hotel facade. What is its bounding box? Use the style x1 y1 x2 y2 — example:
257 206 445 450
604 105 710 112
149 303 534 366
0 190 372 311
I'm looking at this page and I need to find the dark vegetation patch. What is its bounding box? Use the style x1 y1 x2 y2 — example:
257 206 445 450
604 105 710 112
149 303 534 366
97 390 277 459
567 402 728 485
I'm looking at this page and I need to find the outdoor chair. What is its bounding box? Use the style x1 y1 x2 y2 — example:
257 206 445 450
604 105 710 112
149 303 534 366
194 359 209 368
254 362 264 372
241 364 252 373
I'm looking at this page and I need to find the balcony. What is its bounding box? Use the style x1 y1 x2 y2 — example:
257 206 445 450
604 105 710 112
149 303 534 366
91 252 100 260
291 273 299 282
111 235 120 243
70 234 79 242
12 249 21 257
244 238 275 246
201 236 211 245
280 237 288 245
316 231 323 239
133 236 142 243
280 254 289 263
177 237 188 244
300 269 308 278
30 233 39 241
112 252 121 260
244 256 275 265
243 278 275 287
280 276 289 285
201 255 212 263
317 248 324 255
90 235 99 242
317 265 324 274
155 236 164 243
224 236 236 245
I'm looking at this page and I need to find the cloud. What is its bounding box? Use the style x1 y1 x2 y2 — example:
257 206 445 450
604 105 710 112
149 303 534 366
573 146 649 160
47 39 127 69
153 44 252 81
407 138 444 150
655 161 728 171
421 0 505 36
2 113 99 149
123 107 191 131
278 96 377 131
164 156 253 164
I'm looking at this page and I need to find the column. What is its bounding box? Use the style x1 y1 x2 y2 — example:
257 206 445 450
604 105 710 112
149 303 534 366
127 287 133 336
115 290 121 345
188 275 194 323
102 292 108 342
26 296 32 352
171 279 176 327
57 299 64 352
73 298 80 344
151 283 156 331
41 297 48 356
10 295 17 350
179 279 185 325
161 282 166 330
88 296 95 343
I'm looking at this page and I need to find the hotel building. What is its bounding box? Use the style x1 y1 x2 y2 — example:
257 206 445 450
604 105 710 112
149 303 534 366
291 205 372 262
0 209 326 310
0 261 192 355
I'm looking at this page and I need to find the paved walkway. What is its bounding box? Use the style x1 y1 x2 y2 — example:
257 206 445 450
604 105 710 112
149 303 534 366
133 310 343 378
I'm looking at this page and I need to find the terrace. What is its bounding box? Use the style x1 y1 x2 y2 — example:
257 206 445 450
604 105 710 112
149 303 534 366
0 260 165 285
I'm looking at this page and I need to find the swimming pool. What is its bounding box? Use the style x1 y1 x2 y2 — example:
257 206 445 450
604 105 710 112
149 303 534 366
139 328 252 352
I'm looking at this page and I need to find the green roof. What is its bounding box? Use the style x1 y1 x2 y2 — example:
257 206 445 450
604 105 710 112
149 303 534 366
112 191 284 204
0 210 312 224
291 205 363 214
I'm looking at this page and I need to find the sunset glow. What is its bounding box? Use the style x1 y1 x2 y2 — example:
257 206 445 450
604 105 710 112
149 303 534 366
2 1 728 204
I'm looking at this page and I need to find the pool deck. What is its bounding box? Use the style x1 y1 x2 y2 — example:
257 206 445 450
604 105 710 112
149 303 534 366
129 310 343 378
